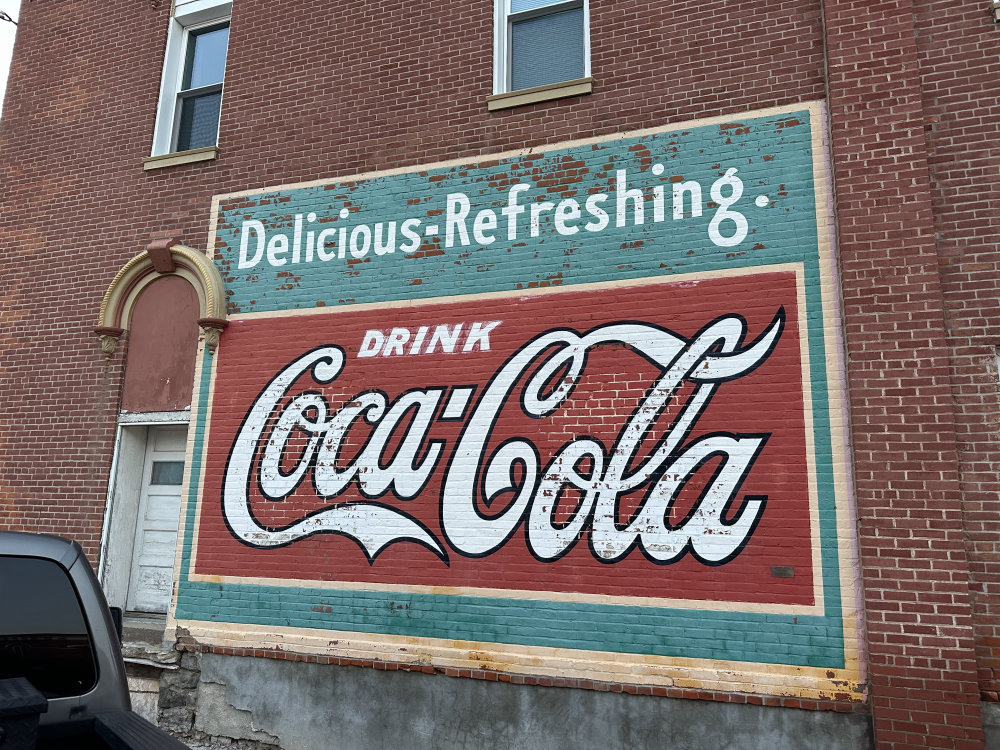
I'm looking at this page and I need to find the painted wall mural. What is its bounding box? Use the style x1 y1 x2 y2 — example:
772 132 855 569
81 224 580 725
174 102 862 700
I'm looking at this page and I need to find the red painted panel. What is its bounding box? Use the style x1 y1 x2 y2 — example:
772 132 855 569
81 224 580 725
195 271 814 606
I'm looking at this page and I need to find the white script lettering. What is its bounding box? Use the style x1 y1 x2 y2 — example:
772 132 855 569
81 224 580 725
222 310 784 565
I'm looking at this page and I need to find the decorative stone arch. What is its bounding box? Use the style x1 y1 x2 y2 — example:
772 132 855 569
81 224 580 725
96 238 228 356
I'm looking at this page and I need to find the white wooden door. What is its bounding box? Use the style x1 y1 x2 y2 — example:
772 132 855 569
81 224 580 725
126 426 187 613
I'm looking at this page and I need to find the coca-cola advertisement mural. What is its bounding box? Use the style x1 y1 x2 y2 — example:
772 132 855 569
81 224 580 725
175 103 861 699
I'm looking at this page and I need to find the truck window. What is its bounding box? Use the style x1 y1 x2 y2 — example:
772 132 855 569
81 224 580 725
0 556 98 697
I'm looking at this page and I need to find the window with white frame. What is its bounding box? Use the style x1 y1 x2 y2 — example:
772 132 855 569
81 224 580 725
150 0 231 157
494 0 589 94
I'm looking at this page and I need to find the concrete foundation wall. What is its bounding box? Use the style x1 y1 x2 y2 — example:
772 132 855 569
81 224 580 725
191 653 874 750
984 703 1000 750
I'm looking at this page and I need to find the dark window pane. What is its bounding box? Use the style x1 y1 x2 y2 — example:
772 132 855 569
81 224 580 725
183 24 229 89
511 8 584 91
0 557 97 698
151 460 184 485
176 90 222 150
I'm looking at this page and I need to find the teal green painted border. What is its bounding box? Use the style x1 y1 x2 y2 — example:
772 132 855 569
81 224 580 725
176 579 841 667
177 344 215 595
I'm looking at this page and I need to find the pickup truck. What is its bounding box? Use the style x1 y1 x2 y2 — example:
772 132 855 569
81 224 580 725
0 531 188 749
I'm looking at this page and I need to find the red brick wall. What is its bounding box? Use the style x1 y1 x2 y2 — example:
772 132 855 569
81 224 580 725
2 0 999 746
913 0 1000 707
824 1 994 747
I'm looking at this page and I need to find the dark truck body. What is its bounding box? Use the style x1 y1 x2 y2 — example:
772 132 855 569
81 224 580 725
0 531 187 749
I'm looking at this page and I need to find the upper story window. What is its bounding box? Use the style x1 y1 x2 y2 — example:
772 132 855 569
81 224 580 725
495 0 589 93
490 0 591 110
149 0 231 160
175 22 229 151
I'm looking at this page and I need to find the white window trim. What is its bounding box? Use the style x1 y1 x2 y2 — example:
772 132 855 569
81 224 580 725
492 0 590 96
150 0 232 158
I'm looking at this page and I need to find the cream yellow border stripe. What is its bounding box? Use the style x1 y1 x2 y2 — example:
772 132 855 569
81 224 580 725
176 620 865 701
185 263 825 618
809 101 864 687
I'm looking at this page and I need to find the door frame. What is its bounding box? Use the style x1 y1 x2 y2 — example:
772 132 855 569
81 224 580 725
99 410 190 613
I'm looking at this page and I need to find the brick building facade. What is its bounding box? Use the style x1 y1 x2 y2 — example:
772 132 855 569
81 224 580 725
1 1 998 748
